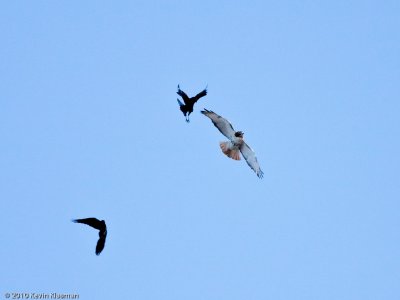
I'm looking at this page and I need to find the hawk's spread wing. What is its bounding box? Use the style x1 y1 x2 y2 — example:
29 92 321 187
176 85 190 104
240 142 264 178
201 109 236 141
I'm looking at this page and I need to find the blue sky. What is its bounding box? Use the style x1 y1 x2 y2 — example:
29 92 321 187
1 1 399 299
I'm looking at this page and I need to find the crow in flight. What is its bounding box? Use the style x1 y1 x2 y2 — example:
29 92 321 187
201 109 264 178
176 84 207 122
72 218 107 255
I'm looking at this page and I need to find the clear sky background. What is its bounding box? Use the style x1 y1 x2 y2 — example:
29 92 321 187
1 1 399 299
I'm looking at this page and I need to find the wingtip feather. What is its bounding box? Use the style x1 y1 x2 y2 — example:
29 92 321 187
257 170 264 179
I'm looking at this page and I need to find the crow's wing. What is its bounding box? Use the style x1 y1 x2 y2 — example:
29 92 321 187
193 88 207 103
176 85 190 104
73 218 104 231
95 235 106 255
201 109 236 141
240 142 264 178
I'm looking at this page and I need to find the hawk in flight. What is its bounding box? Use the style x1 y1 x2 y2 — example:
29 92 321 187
72 217 107 255
176 85 207 122
201 109 264 178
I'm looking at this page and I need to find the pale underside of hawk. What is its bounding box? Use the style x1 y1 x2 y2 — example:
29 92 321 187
201 109 264 178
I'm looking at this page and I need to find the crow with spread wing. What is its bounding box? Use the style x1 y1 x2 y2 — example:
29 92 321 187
72 217 107 255
176 85 207 122
201 109 264 178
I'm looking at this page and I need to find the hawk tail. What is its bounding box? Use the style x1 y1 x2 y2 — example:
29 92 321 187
220 141 241 161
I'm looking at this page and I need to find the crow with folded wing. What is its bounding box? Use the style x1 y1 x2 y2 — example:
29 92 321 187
72 217 107 255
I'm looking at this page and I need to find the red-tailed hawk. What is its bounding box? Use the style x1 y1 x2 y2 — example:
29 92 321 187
201 109 264 178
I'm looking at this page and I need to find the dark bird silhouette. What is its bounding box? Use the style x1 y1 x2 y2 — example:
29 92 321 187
176 84 207 122
72 218 107 255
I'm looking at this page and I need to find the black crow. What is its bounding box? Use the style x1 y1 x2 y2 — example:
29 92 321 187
72 217 107 255
176 84 207 122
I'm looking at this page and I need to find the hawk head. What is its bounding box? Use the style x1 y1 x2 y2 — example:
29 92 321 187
234 131 244 138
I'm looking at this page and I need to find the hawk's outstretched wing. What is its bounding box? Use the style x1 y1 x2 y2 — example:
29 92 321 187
240 142 264 178
201 109 236 141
